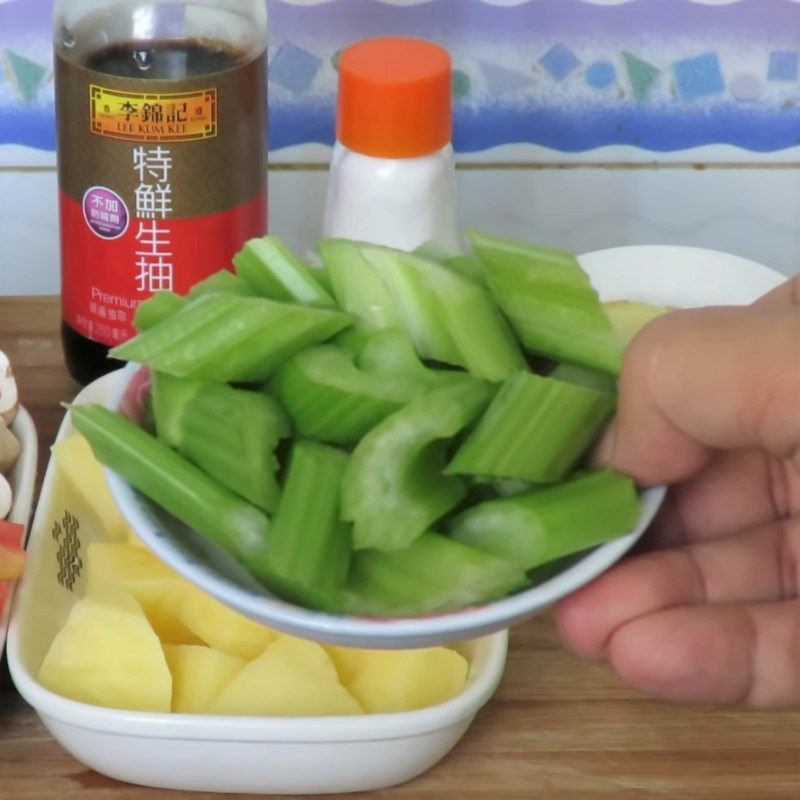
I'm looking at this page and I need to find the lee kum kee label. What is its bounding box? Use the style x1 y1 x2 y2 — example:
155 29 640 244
57 48 267 347
89 85 218 142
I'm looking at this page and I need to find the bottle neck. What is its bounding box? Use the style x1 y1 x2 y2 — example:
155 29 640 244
324 142 460 252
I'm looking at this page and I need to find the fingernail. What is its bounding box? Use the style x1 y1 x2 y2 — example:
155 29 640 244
592 421 616 467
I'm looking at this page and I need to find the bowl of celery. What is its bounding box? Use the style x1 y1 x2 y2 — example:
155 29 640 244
70 234 785 648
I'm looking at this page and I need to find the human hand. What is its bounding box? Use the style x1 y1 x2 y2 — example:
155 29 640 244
556 277 800 708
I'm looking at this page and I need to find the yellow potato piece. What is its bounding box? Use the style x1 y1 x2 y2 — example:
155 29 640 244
38 587 171 712
86 542 200 645
178 584 277 660
126 526 149 550
604 300 670 346
208 635 362 717
51 434 129 541
326 646 469 713
164 644 245 714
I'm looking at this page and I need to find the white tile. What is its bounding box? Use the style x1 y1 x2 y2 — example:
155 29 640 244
0 170 59 295
3 166 799 297
272 167 800 279
457 168 800 278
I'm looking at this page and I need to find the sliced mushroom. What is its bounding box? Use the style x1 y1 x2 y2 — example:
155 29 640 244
0 420 21 474
0 473 12 520
0 351 18 426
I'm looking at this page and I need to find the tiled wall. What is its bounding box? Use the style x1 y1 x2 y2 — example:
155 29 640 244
2 0 800 295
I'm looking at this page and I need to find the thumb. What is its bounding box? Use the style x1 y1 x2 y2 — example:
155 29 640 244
598 303 800 486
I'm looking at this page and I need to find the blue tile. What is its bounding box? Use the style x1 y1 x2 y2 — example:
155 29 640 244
269 43 322 94
673 53 725 102
768 51 799 82
539 43 580 81
585 60 616 90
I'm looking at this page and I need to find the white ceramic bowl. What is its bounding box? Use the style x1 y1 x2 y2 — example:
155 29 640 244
105 245 785 649
7 373 508 795
0 406 38 657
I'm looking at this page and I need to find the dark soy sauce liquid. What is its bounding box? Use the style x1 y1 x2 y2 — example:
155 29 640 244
84 39 243 79
62 39 243 386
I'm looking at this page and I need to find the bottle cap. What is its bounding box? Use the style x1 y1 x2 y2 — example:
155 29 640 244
337 37 452 159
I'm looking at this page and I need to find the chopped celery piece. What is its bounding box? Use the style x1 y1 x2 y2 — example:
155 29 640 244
359 246 459 363
604 300 670 345
342 380 496 552
188 270 255 299
469 230 624 376
272 329 464 444
450 471 640 570
235 236 335 307
355 328 455 386
446 254 486 285
111 293 352 383
413 240 459 262
272 346 418 444
70 405 271 578
550 363 617 395
323 239 524 380
320 239 401 331
413 241 486 285
152 373 288 512
360 246 526 381
447 372 615 483
134 292 187 332
268 441 351 592
488 478 534 497
332 327 374 356
345 533 528 617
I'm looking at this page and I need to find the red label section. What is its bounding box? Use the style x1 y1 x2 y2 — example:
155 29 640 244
61 190 267 346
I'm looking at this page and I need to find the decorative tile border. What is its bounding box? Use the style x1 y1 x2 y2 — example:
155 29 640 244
5 0 800 164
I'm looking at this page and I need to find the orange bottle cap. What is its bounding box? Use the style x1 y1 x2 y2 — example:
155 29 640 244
337 37 452 159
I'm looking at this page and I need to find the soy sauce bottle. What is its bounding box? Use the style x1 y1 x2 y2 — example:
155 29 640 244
54 1 268 385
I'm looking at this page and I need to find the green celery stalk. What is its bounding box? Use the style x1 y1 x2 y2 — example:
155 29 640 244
272 329 467 444
449 470 640 570
268 440 351 592
412 241 486 285
152 373 289 512
111 293 352 383
235 236 335 307
446 254 486 285
447 371 615 483
70 405 271 578
469 230 624 375
361 246 526 381
356 328 457 386
413 240 460 262
345 532 528 617
133 292 188 332
341 379 496 552
319 239 401 331
485 478 534 497
549 363 617 395
360 246 459 364
272 346 417 444
188 270 255 299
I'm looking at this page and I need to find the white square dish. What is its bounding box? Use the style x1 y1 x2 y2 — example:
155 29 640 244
0 406 38 657
7 373 508 795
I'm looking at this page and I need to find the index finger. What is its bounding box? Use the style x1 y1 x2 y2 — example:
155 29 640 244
598 304 800 486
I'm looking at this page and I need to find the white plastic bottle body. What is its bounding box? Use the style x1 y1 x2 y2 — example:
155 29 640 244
323 142 460 252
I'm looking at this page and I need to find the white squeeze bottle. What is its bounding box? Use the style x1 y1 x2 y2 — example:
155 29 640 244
323 37 459 251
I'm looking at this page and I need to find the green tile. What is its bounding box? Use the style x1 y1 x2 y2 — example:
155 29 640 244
623 51 660 102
